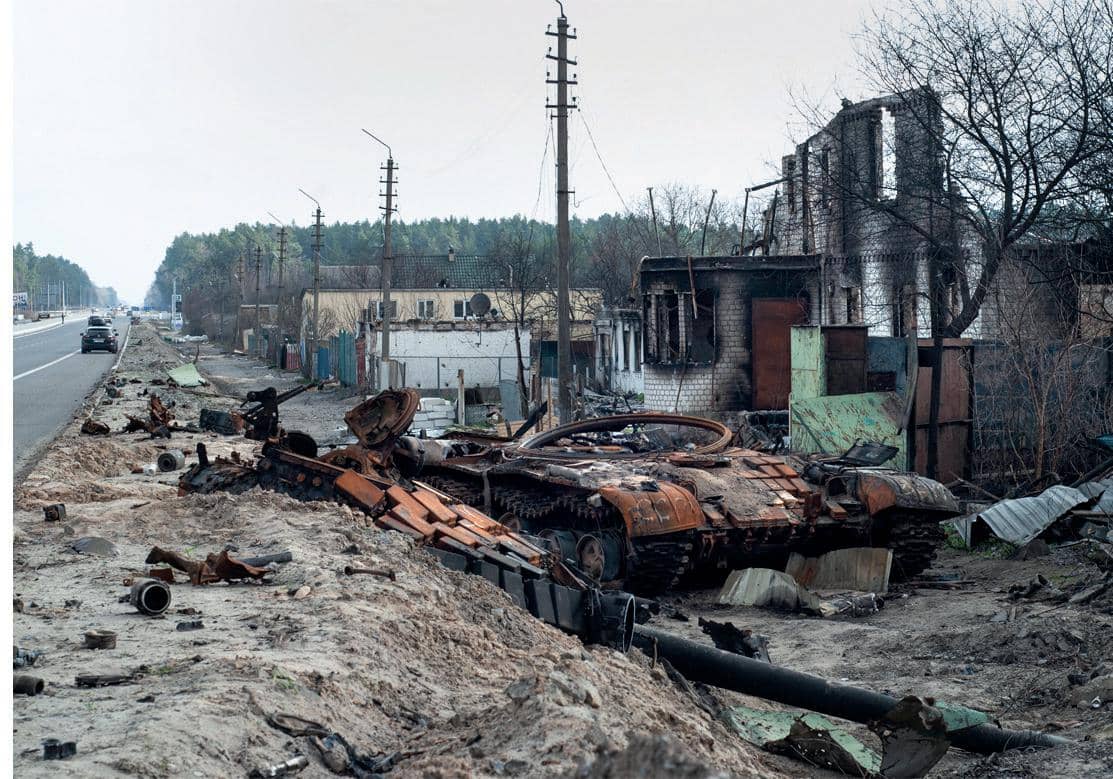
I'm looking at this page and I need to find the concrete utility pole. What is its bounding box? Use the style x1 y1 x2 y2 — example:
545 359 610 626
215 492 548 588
363 129 395 390
546 2 577 424
300 189 323 378
254 245 263 358
233 251 245 349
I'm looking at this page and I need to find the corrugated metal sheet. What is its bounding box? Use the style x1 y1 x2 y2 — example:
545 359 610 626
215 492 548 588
1076 478 1113 513
949 485 1093 546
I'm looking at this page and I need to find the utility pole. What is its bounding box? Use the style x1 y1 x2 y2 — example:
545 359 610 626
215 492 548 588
232 251 245 349
546 2 577 424
363 129 395 390
648 187 662 256
254 245 263 358
300 189 323 378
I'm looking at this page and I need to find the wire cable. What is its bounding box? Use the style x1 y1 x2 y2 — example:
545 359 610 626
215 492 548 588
578 107 629 213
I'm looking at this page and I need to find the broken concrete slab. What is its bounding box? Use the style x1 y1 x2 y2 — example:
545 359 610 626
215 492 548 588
786 547 893 594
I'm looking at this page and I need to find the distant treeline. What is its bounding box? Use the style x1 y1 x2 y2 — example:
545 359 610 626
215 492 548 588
13 243 118 308
147 186 749 309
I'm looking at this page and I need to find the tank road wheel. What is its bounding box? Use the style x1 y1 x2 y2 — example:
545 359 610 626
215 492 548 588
877 512 947 581
539 529 579 564
498 512 523 533
576 532 623 582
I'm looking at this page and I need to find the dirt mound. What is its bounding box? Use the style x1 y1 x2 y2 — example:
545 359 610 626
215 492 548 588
568 734 732 779
907 617 1107 669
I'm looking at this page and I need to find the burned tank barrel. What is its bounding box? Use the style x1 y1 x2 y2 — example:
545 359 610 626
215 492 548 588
633 625 1069 754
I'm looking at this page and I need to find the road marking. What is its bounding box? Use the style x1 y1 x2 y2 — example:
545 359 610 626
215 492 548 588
14 350 82 381
13 321 66 339
112 324 132 371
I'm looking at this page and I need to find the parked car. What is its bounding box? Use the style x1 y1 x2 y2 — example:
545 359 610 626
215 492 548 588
81 326 118 353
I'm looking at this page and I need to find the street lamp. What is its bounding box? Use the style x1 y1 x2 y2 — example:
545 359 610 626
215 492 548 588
362 128 394 389
299 189 323 379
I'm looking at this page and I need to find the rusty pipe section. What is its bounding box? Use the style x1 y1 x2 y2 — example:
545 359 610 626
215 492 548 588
14 675 44 696
130 578 172 616
633 625 1069 754
515 413 733 459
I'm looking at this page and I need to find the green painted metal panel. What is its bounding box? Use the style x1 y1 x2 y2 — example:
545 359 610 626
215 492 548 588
790 391 909 467
790 326 825 401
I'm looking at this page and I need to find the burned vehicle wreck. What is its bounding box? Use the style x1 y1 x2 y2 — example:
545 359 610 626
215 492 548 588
394 414 962 595
181 387 961 602
178 389 638 651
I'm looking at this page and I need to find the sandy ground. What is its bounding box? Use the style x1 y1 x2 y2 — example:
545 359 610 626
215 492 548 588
12 324 783 778
12 322 1113 777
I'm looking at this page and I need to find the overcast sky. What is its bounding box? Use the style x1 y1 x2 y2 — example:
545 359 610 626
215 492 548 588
14 0 879 303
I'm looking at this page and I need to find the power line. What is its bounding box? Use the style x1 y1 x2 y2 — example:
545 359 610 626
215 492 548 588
579 106 629 213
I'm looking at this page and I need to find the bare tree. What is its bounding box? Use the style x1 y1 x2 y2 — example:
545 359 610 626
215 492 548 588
849 0 1113 338
971 272 1113 489
490 230 552 416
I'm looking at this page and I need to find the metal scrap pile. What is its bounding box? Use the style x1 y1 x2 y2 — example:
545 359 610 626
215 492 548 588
179 389 636 651
395 414 963 595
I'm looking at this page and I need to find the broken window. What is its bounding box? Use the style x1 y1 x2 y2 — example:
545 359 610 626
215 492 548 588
879 108 896 199
622 329 631 372
375 300 399 320
632 329 641 371
845 287 861 324
688 289 717 363
892 284 917 337
417 299 436 319
653 292 681 363
820 148 831 209
787 158 797 215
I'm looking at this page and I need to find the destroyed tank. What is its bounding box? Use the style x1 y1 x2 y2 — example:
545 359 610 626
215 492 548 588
392 413 962 596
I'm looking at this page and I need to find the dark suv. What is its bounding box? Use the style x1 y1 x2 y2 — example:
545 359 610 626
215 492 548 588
81 325 118 353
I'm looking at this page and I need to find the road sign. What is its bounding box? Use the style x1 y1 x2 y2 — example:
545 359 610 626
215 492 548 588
13 292 28 306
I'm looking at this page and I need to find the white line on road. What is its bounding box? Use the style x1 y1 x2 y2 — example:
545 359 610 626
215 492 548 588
14 350 81 381
112 325 132 371
12 320 66 338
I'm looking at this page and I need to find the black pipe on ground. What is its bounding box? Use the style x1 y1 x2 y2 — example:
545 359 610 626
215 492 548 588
14 675 44 696
633 625 1069 754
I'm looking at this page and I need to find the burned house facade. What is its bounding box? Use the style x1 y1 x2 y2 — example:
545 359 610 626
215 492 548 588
768 90 980 338
640 255 820 414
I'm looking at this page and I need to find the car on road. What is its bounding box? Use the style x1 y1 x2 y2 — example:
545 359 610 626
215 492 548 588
81 325 118 354
87 315 108 327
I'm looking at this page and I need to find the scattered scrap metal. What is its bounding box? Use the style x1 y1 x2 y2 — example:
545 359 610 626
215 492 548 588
179 389 637 651
146 546 272 586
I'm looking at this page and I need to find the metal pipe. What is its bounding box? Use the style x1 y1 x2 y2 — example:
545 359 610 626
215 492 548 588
239 551 293 567
633 625 1069 754
14 675 44 696
130 578 172 616
343 565 396 580
157 450 186 472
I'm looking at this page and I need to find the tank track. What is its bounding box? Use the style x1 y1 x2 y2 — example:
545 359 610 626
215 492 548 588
420 473 485 508
627 535 694 596
884 512 946 581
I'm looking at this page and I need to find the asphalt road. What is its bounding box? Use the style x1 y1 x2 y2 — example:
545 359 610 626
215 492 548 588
13 315 129 475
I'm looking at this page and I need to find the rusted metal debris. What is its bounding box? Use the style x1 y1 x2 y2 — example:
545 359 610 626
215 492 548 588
83 629 117 650
80 419 110 436
698 618 772 663
178 393 637 651
343 565 397 580
402 415 963 595
145 546 271 585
